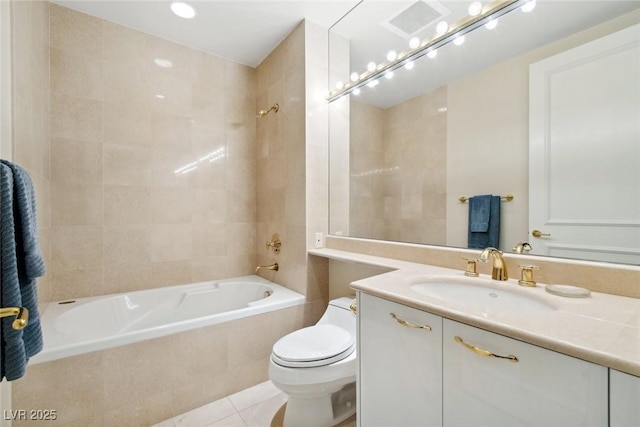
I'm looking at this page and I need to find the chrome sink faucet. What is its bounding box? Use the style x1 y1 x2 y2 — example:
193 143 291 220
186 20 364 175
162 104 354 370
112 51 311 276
479 247 508 281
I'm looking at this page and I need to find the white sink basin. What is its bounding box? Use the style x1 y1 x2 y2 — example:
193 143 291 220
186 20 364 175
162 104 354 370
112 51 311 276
410 278 555 313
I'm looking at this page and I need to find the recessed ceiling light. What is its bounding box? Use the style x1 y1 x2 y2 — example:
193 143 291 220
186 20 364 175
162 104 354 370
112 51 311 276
485 19 498 30
154 58 173 68
170 1 196 19
468 2 483 17
521 0 536 13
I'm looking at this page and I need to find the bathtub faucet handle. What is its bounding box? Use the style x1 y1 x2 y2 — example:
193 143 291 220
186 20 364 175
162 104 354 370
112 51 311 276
266 233 281 254
255 263 279 274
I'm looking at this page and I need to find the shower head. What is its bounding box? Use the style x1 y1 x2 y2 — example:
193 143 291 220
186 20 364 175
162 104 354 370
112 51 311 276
257 103 279 118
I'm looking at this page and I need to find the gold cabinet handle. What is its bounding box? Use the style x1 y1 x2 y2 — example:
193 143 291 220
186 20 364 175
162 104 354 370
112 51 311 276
0 307 29 330
531 229 551 238
389 313 432 331
454 336 518 362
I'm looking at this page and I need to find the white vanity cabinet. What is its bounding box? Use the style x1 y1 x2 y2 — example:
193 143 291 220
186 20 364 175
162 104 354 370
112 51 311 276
610 369 640 426
442 319 608 427
357 292 611 427
358 292 443 427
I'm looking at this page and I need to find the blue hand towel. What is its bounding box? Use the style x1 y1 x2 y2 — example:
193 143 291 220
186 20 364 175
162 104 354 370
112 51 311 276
469 195 491 232
468 195 500 249
0 160 45 381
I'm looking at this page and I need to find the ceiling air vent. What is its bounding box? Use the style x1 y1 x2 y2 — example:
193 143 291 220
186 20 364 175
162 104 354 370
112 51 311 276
382 1 451 39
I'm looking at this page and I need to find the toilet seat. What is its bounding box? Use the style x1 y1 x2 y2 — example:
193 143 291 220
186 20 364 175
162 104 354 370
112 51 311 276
272 324 355 368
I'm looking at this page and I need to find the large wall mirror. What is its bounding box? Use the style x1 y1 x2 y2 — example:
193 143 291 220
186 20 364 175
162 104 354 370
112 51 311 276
328 0 640 265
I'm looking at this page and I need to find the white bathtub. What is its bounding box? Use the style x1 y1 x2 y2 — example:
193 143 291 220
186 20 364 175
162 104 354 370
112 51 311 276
31 275 305 364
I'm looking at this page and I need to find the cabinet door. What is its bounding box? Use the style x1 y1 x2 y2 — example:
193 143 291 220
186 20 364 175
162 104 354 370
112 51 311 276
358 292 442 427
610 369 640 427
443 320 607 427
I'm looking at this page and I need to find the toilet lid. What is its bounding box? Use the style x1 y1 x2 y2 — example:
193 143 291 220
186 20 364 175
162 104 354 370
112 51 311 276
272 325 355 368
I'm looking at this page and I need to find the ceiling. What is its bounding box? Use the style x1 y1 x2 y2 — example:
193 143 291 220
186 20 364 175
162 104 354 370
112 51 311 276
52 0 361 68
330 0 640 108
52 0 639 103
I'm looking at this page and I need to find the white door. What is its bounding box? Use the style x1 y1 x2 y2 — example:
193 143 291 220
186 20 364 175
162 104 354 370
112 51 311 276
529 24 640 264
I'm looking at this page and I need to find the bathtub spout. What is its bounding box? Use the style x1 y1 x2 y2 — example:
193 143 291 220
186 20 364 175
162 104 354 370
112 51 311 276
256 263 279 274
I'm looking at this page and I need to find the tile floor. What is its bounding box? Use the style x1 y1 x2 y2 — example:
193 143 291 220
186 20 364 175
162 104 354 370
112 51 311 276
152 381 356 427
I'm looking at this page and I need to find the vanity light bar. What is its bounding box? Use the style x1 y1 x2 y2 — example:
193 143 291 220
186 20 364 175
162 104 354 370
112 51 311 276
327 0 530 102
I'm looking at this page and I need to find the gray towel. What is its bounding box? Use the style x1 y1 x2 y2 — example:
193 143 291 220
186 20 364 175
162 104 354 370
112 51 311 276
468 195 500 249
0 161 45 381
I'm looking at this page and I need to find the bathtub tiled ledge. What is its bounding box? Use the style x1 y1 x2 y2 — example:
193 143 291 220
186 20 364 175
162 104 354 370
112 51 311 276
309 247 640 377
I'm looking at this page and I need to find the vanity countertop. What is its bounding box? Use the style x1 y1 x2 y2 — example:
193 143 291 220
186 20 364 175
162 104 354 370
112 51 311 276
309 248 640 376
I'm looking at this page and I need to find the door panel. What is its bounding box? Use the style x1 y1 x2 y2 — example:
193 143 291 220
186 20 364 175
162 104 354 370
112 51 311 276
358 293 442 427
529 24 640 263
443 320 608 427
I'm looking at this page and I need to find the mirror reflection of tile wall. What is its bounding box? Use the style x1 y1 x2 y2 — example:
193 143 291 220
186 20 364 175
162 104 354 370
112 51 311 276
349 87 447 244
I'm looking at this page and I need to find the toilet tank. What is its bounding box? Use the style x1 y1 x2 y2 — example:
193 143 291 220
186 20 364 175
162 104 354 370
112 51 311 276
317 297 356 336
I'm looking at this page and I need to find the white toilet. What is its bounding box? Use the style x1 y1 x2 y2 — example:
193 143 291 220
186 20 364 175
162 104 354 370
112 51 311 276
268 297 357 427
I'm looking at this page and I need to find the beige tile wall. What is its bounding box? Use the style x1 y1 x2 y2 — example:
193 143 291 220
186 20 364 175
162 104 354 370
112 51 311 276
255 21 306 295
12 6 332 424
47 4 257 302
304 21 331 322
13 305 305 427
349 99 384 239
10 0 51 299
327 32 351 238
12 9 332 425
384 87 447 244
255 21 329 325
348 87 447 246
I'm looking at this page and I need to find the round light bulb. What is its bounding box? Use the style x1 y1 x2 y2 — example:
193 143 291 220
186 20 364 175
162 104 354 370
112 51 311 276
404 61 415 70
386 50 397 61
350 72 359 82
409 37 420 49
436 21 448 35
384 70 394 79
367 62 377 72
353 88 361 95
453 35 466 46
170 1 196 19
335 81 344 90
468 2 483 17
521 0 536 13
427 49 438 59
485 18 498 30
